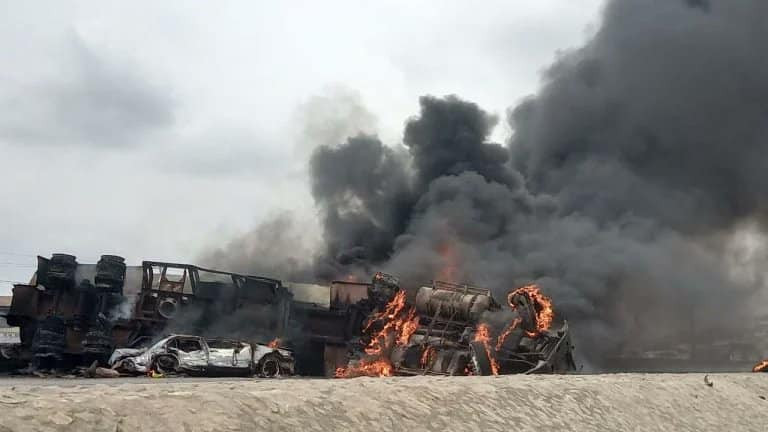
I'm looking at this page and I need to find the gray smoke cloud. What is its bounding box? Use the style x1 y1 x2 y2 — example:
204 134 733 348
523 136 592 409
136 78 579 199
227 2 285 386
0 33 174 147
511 0 768 234
305 0 768 366
310 134 412 278
294 85 378 154
200 212 315 282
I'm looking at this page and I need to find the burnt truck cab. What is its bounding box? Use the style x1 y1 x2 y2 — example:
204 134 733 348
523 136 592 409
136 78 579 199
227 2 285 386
109 334 294 377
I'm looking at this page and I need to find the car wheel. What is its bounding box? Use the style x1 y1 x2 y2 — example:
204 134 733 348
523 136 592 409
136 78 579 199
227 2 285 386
119 358 136 372
258 353 281 378
153 354 179 374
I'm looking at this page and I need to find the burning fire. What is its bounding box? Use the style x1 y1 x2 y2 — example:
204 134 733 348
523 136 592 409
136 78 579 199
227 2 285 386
495 317 521 351
267 338 280 349
471 284 553 374
753 359 768 372
420 346 436 369
336 290 419 378
337 281 557 378
361 290 418 355
474 323 500 375
436 242 459 283
337 359 393 377
508 284 554 337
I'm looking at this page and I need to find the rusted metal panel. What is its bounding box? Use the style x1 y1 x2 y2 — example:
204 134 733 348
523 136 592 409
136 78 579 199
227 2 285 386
330 281 369 307
323 344 348 377
7 284 38 322
286 283 330 308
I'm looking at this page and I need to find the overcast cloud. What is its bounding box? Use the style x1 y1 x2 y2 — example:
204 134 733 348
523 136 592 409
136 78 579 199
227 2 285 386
0 0 601 293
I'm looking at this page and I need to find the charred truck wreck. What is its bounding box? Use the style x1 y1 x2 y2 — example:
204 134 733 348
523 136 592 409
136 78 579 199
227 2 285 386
5 255 293 372
336 279 576 377
2 254 575 377
6 254 127 368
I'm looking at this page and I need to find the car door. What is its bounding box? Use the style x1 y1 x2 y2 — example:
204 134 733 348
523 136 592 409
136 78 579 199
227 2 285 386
234 342 252 368
205 339 252 372
173 336 208 370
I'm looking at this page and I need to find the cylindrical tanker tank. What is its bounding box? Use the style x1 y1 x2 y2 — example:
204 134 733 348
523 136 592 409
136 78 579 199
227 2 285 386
414 286 492 323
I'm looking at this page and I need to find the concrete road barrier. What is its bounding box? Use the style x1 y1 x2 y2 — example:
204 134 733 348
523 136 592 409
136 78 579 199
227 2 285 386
0 373 766 431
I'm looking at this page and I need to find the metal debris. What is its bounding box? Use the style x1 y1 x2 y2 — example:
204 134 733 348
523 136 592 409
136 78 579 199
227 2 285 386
704 375 713 387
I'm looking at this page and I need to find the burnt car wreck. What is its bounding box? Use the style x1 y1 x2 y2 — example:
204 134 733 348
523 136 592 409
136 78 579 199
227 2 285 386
109 334 294 377
336 279 576 377
1 253 575 378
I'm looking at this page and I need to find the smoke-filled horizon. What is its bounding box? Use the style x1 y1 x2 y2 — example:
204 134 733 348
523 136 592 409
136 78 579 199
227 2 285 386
203 0 768 367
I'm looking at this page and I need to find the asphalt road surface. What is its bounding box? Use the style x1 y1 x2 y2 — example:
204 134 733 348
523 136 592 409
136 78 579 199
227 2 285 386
0 375 263 386
1 373 767 431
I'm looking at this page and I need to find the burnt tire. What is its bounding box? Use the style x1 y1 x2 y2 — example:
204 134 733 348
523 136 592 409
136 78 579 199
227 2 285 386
153 354 179 374
119 358 137 373
258 353 281 378
469 341 494 376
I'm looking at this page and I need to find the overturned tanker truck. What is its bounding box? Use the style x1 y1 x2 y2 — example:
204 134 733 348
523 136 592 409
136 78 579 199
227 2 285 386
3 254 294 370
2 254 393 375
337 277 576 377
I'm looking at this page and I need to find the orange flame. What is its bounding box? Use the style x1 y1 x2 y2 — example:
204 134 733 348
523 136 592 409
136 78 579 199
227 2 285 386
420 346 436 369
362 290 418 355
436 242 459 283
267 338 280 349
335 359 393 378
508 284 553 337
470 284 554 375
336 290 419 378
474 323 500 375
495 317 521 351
753 359 768 372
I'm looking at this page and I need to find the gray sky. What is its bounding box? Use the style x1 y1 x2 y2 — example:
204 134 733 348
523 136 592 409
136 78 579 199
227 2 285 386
0 0 601 294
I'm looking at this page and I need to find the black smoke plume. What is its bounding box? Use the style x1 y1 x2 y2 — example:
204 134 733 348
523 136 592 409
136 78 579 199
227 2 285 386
306 0 768 367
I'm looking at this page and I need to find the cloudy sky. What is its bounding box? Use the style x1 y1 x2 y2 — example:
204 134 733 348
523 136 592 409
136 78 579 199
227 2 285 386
0 0 602 294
